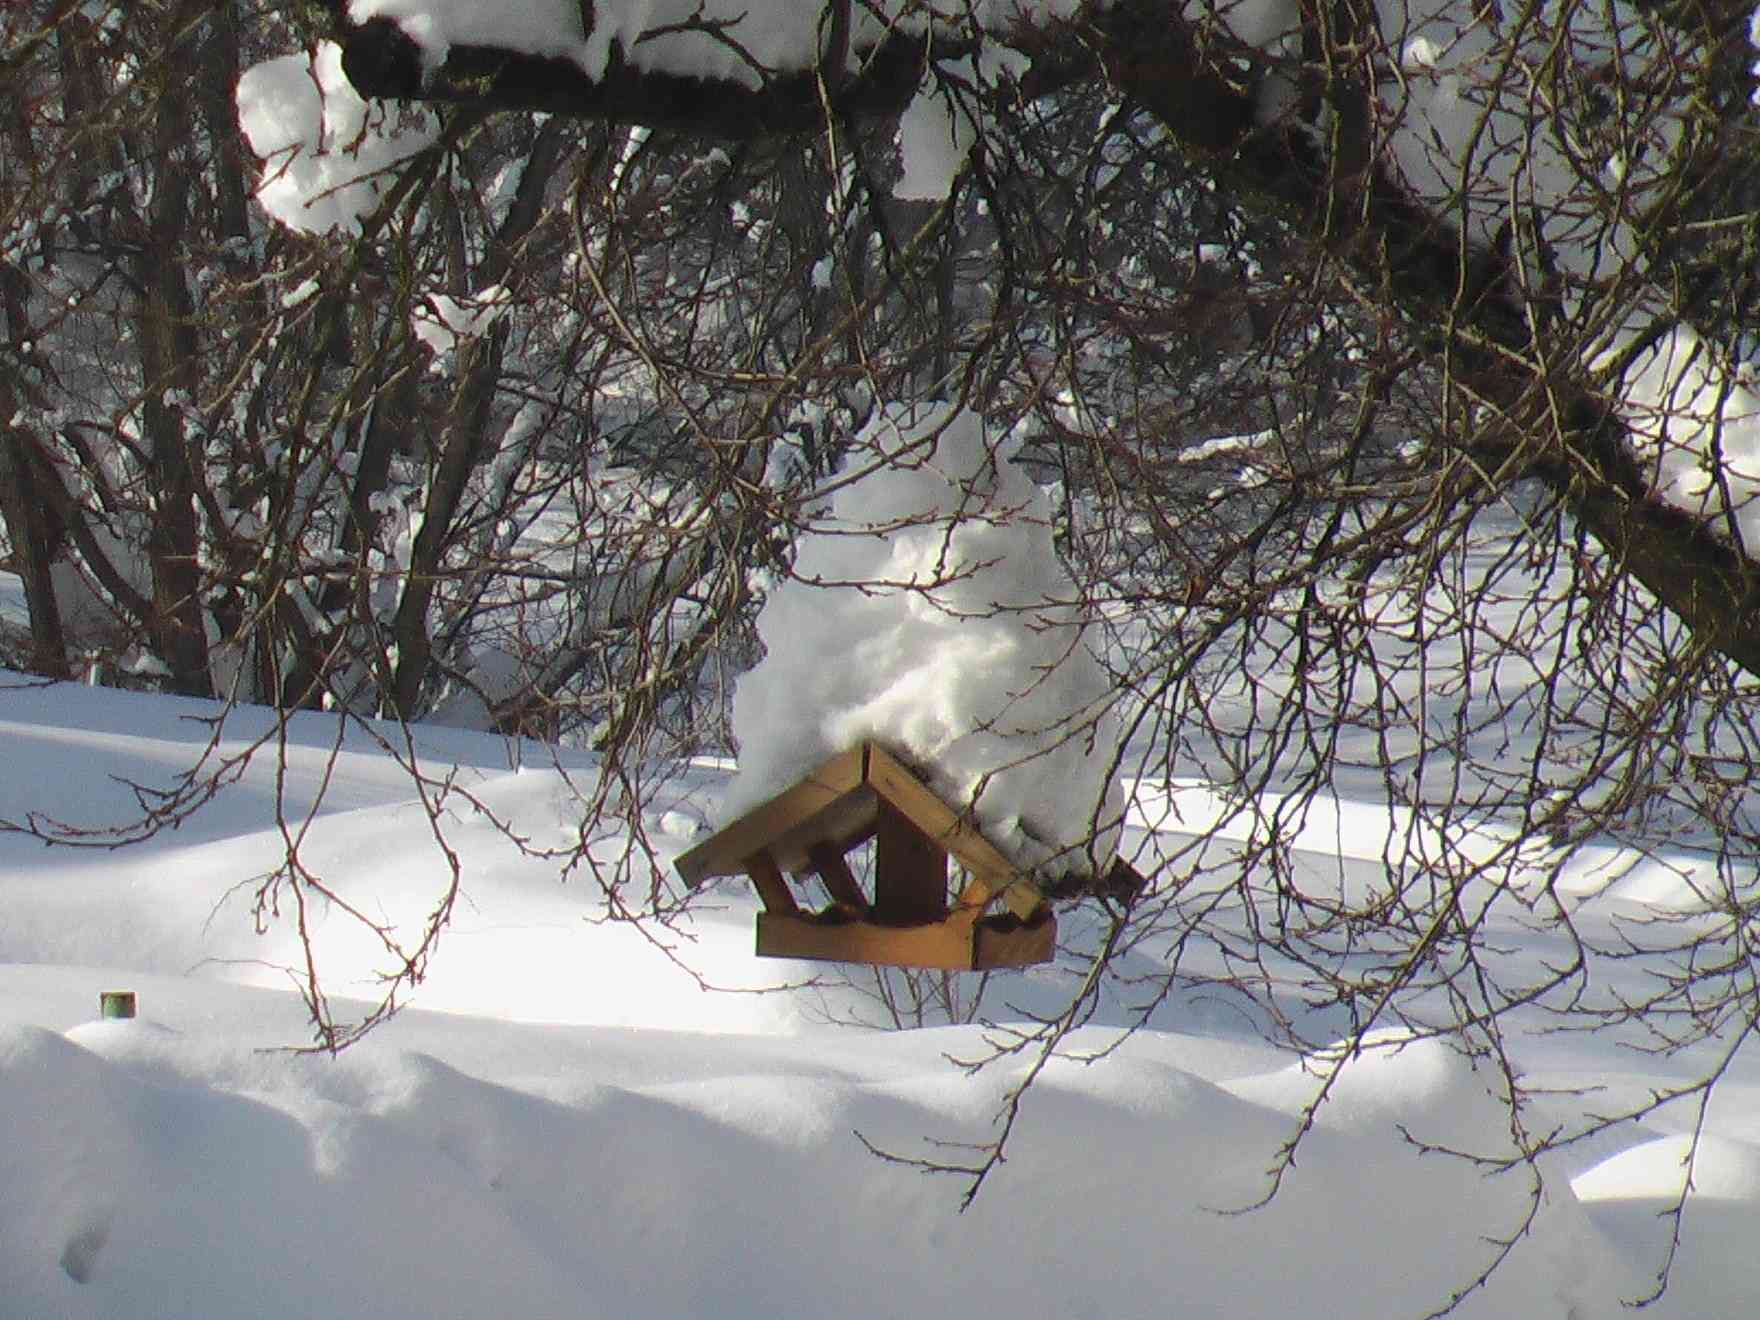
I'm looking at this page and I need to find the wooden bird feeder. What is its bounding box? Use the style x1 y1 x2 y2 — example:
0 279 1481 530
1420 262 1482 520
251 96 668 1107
676 742 1057 970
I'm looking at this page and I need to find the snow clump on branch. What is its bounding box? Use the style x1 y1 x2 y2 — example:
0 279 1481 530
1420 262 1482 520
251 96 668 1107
411 286 514 362
1610 327 1760 553
235 42 438 236
723 404 1125 879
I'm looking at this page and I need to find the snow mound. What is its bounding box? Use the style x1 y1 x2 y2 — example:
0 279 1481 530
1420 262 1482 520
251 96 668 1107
725 404 1124 877
1574 1132 1760 1204
0 1012 1644 1320
1227 1028 1516 1152
1571 1132 1760 1316
0 669 1754 1317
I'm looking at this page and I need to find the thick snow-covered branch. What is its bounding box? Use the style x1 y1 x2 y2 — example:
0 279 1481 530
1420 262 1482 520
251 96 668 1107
301 0 1760 677
328 1 953 136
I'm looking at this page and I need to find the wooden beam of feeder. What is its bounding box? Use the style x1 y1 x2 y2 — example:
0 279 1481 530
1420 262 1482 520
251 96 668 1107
675 746 868 885
742 852 798 915
862 745 1043 921
756 907 1056 970
677 742 1052 924
872 800 948 925
806 842 869 914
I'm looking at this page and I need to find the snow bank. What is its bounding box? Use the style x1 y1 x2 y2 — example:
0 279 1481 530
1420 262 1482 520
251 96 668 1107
0 677 820 1033
725 404 1124 877
0 1006 1648 1320
1573 1132 1760 1317
1574 1131 1760 1205
1226 1027 1516 1152
236 43 439 235
0 668 1756 1317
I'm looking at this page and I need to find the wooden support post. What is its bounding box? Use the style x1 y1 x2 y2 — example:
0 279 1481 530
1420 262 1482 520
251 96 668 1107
807 842 870 914
743 852 798 915
872 800 947 924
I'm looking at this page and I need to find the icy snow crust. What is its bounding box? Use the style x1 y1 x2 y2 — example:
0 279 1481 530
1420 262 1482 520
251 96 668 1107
725 405 1124 876
0 675 1757 1316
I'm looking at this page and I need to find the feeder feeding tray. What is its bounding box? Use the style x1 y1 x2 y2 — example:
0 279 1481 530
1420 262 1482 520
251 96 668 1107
676 742 1056 970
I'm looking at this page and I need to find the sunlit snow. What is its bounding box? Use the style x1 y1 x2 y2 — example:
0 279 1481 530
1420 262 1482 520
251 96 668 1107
235 42 438 235
1 652 1757 1317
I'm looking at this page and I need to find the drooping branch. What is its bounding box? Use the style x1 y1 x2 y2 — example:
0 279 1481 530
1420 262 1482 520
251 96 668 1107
315 0 1760 679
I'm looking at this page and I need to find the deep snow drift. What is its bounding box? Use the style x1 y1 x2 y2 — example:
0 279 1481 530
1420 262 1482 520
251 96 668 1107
1 674 1757 1318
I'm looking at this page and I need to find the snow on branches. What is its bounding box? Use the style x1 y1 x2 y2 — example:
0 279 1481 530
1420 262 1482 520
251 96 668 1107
236 41 438 235
267 0 1760 674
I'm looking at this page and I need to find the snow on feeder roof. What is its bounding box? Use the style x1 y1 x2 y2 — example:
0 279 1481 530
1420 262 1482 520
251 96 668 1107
721 403 1126 877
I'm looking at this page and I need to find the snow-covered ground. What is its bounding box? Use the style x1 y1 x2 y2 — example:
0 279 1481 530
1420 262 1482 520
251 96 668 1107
2 674 1757 1317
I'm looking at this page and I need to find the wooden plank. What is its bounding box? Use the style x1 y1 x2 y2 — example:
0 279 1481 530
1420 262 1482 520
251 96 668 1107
864 745 1014 881
766 788 877 873
677 742 1049 927
863 743 1040 920
742 851 798 915
756 909 979 970
971 911 1057 968
754 908 1056 970
675 745 867 884
806 842 869 915
871 800 947 924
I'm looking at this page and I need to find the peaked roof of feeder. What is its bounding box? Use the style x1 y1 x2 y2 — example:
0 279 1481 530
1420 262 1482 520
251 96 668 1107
676 742 1042 920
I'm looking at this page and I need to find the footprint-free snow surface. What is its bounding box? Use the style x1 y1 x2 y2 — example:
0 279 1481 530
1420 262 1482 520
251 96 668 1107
1 675 1755 1318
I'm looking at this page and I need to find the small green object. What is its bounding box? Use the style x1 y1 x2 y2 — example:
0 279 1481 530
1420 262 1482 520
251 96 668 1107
99 991 136 1020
